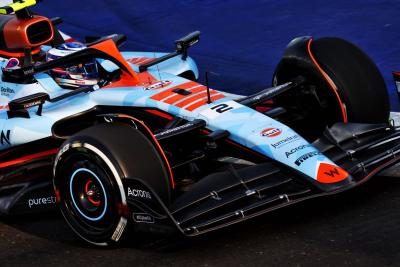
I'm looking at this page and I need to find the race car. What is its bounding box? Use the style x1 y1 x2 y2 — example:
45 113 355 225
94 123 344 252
0 1 399 246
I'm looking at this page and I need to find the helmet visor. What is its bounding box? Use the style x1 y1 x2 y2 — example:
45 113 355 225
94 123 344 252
65 60 99 79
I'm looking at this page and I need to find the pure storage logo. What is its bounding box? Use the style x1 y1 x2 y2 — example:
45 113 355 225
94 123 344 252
28 196 57 208
316 162 349 183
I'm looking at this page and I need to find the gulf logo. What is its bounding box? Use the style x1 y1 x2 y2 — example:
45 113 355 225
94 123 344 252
260 127 282 137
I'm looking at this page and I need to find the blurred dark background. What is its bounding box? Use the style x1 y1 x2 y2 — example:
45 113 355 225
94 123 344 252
34 0 400 109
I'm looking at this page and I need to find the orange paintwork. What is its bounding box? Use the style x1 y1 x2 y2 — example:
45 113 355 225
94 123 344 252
316 162 349 183
3 15 54 49
91 39 140 86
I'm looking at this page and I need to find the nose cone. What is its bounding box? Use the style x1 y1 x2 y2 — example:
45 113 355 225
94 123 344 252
316 162 349 183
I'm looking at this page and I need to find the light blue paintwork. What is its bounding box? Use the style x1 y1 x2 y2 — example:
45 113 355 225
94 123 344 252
0 45 343 183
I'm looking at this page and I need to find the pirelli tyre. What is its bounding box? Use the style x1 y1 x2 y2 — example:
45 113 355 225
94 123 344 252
53 123 171 246
273 37 390 136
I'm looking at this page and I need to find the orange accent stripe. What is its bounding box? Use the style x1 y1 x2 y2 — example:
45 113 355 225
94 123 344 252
139 58 156 65
307 39 347 123
150 81 197 101
163 93 188 104
163 85 205 104
126 58 140 64
127 57 156 66
116 115 175 189
185 94 225 111
359 156 400 184
135 57 147 64
144 109 174 120
0 47 41 57
175 90 217 108
0 148 58 168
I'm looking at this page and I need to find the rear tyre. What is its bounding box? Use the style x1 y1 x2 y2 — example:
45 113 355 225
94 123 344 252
53 123 171 246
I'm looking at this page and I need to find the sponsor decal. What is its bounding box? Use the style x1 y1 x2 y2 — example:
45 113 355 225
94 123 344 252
132 213 155 224
23 68 34 75
127 187 152 199
144 80 172 90
250 82 291 102
210 103 234 114
4 57 20 69
0 86 15 96
111 217 128 242
127 57 156 65
75 80 85 85
23 100 42 108
316 162 349 183
0 130 10 145
260 127 282 137
285 144 311 158
200 101 241 119
155 121 196 138
271 134 300 149
28 196 57 208
294 151 321 166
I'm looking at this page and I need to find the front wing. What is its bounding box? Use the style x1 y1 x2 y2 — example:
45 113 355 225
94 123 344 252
1 121 399 237
124 122 400 236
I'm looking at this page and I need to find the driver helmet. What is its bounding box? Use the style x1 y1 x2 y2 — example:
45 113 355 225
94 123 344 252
46 42 99 88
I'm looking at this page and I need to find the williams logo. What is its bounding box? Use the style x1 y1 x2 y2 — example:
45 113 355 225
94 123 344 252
324 168 341 177
261 127 282 137
316 162 349 183
294 151 321 166
0 130 10 145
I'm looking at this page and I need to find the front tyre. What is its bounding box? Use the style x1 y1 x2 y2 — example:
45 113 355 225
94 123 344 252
54 141 128 246
53 123 171 246
273 37 390 138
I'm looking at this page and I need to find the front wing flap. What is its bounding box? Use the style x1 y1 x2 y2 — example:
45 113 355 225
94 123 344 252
159 123 400 236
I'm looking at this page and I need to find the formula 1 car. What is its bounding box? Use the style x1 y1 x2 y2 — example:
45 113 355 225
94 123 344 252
0 1 399 246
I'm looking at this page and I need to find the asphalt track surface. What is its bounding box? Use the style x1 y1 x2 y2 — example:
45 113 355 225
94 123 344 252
1 174 400 267
1 1 400 266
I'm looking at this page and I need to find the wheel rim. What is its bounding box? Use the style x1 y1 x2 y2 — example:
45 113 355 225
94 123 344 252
69 168 108 221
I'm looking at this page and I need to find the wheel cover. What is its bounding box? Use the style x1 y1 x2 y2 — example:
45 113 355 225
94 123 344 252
69 168 108 221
